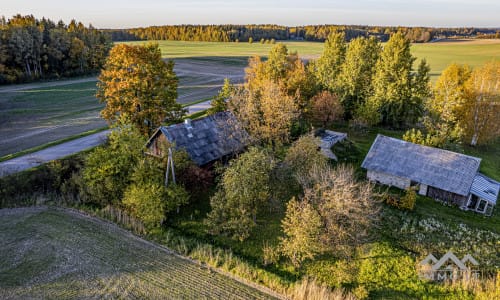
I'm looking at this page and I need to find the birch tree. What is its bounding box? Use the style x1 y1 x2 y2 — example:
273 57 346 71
464 61 500 146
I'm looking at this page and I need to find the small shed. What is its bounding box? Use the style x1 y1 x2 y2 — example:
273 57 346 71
361 134 498 216
145 111 248 166
316 130 347 160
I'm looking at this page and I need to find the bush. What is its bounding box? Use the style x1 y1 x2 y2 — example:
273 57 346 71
400 188 417 211
123 183 189 231
384 188 416 211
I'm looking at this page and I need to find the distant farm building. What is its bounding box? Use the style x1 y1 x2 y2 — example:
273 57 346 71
145 112 248 166
362 135 499 216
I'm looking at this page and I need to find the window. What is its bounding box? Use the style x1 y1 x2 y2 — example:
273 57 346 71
476 199 487 212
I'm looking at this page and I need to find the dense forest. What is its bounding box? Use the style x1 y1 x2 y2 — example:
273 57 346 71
107 24 499 43
0 15 112 84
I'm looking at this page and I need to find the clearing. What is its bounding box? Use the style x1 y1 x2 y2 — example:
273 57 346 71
0 206 278 299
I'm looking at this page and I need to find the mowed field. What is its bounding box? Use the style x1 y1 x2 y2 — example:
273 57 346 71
0 207 277 299
1 39 499 158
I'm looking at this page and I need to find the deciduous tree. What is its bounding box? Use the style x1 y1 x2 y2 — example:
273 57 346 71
337 36 381 119
463 61 500 146
367 32 430 127
97 43 184 134
313 31 346 92
205 147 274 241
82 124 146 205
421 62 500 146
229 81 299 147
310 91 344 127
280 197 323 266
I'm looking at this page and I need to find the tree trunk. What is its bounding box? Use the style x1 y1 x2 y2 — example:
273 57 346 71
470 133 478 146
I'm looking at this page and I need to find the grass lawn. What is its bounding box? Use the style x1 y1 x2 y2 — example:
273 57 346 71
0 207 277 299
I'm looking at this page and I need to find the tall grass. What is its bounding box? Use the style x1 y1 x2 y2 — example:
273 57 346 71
287 278 357 300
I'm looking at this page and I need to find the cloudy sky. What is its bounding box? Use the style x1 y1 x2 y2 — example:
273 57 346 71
4 0 500 28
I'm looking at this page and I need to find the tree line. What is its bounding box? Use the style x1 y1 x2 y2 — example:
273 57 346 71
0 14 112 84
107 24 498 43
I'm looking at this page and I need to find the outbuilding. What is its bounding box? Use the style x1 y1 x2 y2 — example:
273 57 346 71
361 134 498 216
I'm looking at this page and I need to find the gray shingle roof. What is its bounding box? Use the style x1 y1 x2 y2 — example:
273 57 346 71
470 173 500 204
361 135 481 196
151 111 248 166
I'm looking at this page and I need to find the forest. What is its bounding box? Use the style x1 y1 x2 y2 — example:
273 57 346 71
107 24 499 43
0 15 112 84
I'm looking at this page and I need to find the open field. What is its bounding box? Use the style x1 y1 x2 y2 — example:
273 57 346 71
0 81 106 157
0 206 278 299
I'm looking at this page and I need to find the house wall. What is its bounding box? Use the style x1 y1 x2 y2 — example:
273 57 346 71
367 170 411 190
419 184 428 196
146 134 168 157
427 186 467 207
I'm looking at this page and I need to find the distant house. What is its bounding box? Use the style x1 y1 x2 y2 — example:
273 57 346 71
361 135 499 216
145 111 248 166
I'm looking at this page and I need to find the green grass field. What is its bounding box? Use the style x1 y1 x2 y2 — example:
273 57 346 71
127 39 500 81
0 207 277 299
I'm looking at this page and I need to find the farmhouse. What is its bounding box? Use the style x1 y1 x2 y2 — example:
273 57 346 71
145 111 248 166
361 135 499 216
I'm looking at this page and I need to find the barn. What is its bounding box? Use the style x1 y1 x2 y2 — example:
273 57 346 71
145 111 248 166
361 135 498 216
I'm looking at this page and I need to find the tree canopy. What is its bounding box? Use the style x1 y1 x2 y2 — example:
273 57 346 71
0 14 111 83
97 43 185 134
205 147 274 241
409 61 500 147
367 32 430 127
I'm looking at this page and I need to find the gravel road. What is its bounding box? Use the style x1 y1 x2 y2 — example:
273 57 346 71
0 130 110 177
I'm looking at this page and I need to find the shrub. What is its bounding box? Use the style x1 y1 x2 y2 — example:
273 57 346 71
400 188 417 210
384 188 416 211
262 242 280 266
330 139 362 164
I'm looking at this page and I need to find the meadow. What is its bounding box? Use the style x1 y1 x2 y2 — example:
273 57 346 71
0 206 278 299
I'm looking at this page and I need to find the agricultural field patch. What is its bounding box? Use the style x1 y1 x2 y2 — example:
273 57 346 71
0 207 277 299
0 80 106 157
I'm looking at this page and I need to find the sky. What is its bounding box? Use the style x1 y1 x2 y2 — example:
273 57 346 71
3 0 500 29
